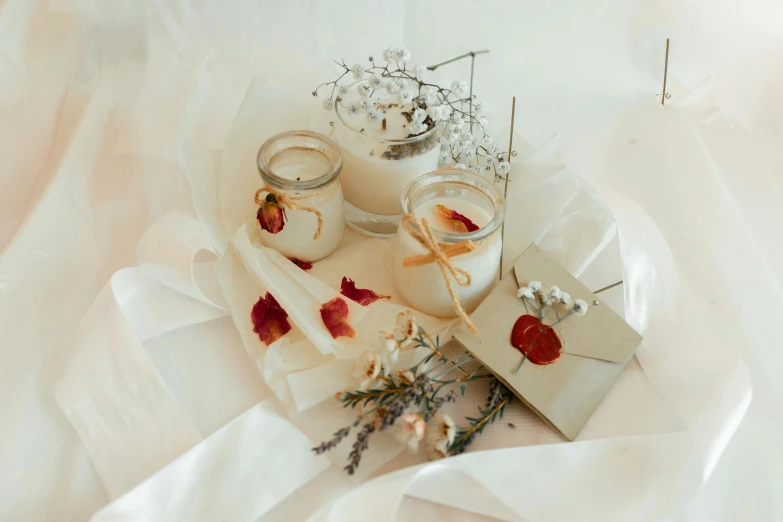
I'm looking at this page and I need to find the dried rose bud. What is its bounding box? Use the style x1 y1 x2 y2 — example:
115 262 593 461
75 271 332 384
257 193 285 234
320 297 355 339
250 292 291 345
435 204 479 233
340 277 391 306
288 257 313 271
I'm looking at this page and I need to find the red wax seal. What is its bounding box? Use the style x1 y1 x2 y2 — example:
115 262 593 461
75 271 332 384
510 314 563 365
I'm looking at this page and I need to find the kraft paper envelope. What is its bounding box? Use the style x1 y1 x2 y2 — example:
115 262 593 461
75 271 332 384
454 243 643 440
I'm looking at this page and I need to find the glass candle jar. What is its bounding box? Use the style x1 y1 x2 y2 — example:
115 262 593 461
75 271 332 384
256 130 344 262
393 168 505 317
334 79 444 238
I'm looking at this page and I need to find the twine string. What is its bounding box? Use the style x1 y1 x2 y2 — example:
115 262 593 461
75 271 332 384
254 186 323 240
400 213 478 335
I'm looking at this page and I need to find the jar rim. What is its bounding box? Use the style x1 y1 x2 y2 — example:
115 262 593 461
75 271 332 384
401 168 505 243
333 79 445 144
257 130 342 191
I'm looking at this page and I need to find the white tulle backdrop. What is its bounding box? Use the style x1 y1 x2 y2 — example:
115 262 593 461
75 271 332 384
2 1 782 521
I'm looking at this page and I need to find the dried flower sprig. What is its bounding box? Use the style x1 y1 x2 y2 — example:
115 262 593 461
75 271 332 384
448 378 512 455
312 46 515 178
312 310 495 474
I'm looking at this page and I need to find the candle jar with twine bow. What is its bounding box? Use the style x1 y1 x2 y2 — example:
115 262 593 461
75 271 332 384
393 169 504 329
255 130 344 262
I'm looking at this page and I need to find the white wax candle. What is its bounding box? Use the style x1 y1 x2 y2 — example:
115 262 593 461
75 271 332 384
393 196 502 317
259 152 344 262
337 106 441 216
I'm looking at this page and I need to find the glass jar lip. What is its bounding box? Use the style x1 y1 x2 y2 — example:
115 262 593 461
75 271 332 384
333 79 445 144
257 130 343 191
401 168 505 244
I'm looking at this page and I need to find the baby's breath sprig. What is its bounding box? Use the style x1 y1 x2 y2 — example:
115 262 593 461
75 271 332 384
312 46 515 179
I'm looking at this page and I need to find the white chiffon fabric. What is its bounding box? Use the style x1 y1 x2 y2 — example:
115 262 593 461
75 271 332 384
2 1 783 521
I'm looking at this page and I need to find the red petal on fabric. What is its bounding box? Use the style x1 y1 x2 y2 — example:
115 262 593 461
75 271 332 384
320 297 356 339
288 257 313 271
435 204 479 233
257 195 286 234
510 314 562 365
251 292 291 346
340 277 391 306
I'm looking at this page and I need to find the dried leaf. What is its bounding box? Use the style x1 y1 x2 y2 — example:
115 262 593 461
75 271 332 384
257 193 285 234
288 257 313 270
510 314 562 365
320 297 355 339
435 204 479 233
340 277 391 306
251 292 292 345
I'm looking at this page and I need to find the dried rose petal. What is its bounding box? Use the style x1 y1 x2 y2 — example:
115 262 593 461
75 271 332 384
250 292 291 346
510 314 562 365
320 297 355 339
288 257 313 271
340 277 391 306
435 204 479 233
257 194 286 234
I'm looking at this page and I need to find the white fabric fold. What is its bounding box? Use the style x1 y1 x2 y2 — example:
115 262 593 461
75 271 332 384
90 401 330 522
54 212 232 499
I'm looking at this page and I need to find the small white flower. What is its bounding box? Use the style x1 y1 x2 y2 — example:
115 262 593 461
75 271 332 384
339 85 348 96
393 309 419 344
352 351 382 390
321 98 334 111
413 65 426 80
368 73 383 89
479 136 494 150
396 413 426 452
412 108 427 124
451 80 469 98
541 285 562 306
573 299 589 316
425 413 455 460
528 281 542 292
386 78 405 94
455 163 468 170
348 102 361 116
477 116 489 128
474 100 487 115
439 152 454 167
517 286 535 300
496 161 511 175
366 109 382 122
397 369 416 385
559 292 572 306
483 155 497 167
360 98 374 113
357 84 371 98
394 47 412 63
409 122 428 135
397 90 414 105
379 331 401 363
351 64 366 80
382 47 396 62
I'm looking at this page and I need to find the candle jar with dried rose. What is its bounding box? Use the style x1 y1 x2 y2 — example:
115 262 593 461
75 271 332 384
393 168 505 317
334 79 444 238
256 130 344 262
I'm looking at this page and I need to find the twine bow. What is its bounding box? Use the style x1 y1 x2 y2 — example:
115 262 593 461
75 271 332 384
400 213 478 335
254 185 323 240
